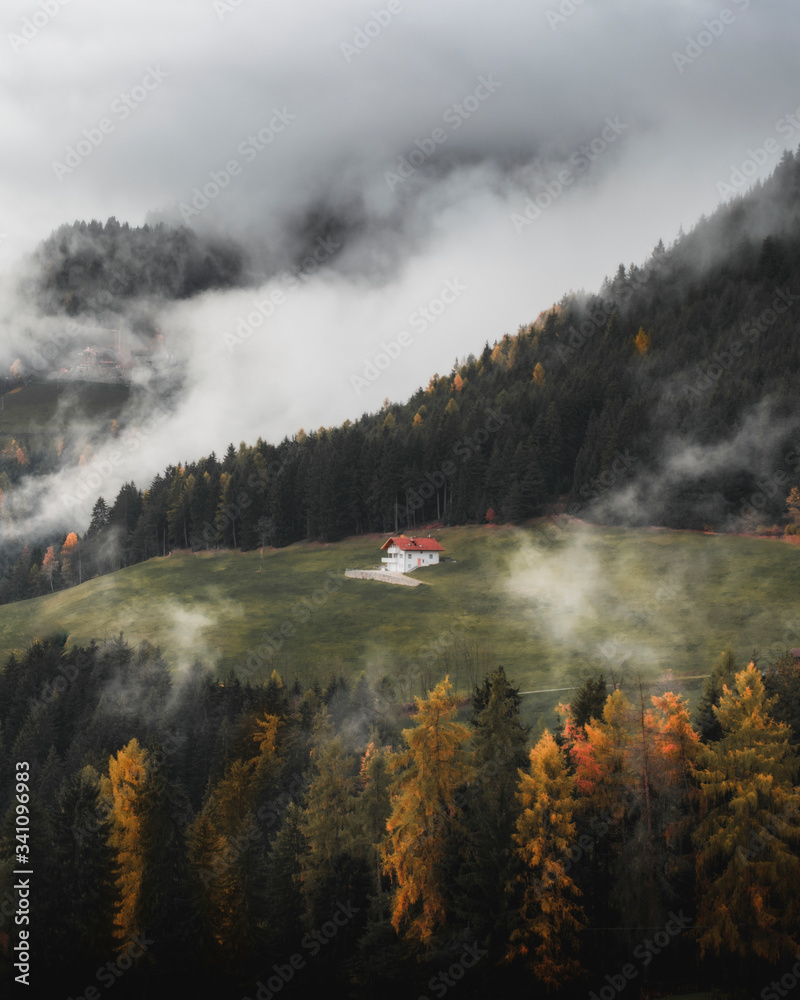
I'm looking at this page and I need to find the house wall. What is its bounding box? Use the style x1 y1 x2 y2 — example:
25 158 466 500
382 546 440 572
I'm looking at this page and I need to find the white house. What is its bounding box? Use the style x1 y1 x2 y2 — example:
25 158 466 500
380 535 444 573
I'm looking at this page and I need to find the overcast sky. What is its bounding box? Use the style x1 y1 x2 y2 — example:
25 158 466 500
2 0 799 529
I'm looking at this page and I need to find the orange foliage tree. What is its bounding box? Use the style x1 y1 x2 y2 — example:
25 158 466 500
381 677 473 943
507 730 586 989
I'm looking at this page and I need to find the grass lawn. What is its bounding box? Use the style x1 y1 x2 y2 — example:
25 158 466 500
0 380 131 438
0 521 797 730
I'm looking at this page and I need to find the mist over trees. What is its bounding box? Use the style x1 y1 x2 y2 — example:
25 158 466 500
6 150 800 602
28 218 245 316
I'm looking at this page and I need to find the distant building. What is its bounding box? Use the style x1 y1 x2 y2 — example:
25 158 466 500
380 535 443 573
78 346 118 368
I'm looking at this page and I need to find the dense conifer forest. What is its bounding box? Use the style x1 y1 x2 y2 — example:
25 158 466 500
1 635 799 997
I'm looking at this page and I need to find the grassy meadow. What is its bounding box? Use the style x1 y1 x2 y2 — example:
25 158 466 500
0 380 132 439
0 521 798 729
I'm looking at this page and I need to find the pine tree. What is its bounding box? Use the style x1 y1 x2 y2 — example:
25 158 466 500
354 737 392 895
458 668 529 956
187 811 228 963
264 801 307 955
696 645 738 741
300 733 364 925
50 766 118 965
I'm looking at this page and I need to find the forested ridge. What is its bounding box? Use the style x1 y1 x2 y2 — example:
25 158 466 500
29 217 245 315
5 150 800 603
1 637 799 997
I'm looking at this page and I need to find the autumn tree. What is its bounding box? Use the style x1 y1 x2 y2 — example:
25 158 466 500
572 686 699 950
41 546 58 593
786 486 800 525
381 677 473 944
61 531 81 585
507 731 586 989
107 738 150 947
634 327 651 354
107 739 192 965
692 664 800 965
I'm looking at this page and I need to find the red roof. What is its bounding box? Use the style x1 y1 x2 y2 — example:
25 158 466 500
381 535 444 552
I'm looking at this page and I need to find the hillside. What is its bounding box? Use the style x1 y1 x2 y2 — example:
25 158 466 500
5 152 800 606
2 521 797 726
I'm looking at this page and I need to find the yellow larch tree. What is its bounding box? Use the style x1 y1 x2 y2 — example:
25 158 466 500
507 730 586 990
381 677 473 944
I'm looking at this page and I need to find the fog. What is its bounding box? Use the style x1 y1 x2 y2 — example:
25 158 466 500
2 0 799 532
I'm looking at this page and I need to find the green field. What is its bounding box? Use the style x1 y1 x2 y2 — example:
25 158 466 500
1 522 798 728
0 380 131 438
